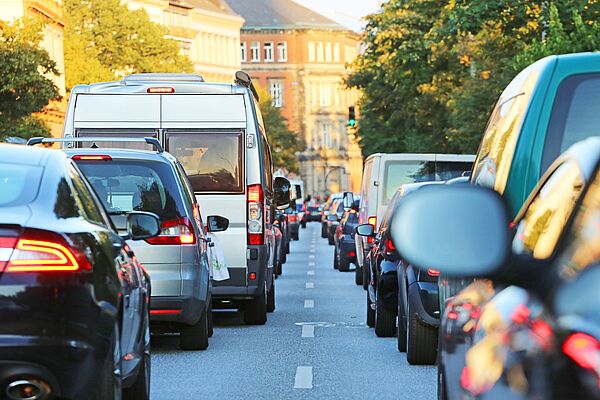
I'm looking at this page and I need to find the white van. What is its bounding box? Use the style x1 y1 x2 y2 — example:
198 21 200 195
62 72 289 325
355 153 475 287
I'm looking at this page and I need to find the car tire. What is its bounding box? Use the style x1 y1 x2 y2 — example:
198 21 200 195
375 295 396 337
327 232 335 246
333 247 339 270
208 297 214 338
339 252 350 272
95 323 122 400
286 240 290 254
321 223 327 238
244 284 267 325
267 277 275 313
355 264 363 286
301 222 306 229
397 301 407 352
363 260 370 291
293 231 299 241
180 308 209 351
366 291 375 328
406 299 437 365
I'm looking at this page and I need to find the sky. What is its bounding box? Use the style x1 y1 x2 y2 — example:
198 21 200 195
293 0 382 32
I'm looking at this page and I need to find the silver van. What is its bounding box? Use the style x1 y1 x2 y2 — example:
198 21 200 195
355 153 475 288
62 72 290 325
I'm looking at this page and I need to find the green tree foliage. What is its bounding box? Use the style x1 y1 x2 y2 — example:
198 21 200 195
0 18 59 140
64 0 193 91
347 0 600 157
256 86 305 173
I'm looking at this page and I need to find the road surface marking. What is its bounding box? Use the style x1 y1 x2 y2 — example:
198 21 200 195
309 262 315 266
309 255 315 259
304 299 314 308
294 366 313 389
306 282 314 289
301 325 315 338
307 271 315 276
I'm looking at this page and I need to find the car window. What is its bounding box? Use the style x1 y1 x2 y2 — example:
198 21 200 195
512 160 585 259
0 162 42 206
472 67 540 194
166 132 243 193
262 134 273 192
543 74 600 169
69 164 108 227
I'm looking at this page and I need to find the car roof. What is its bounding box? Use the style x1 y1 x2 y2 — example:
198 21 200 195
0 143 59 166
63 148 179 164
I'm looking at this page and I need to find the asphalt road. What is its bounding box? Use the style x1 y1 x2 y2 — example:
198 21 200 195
150 222 436 399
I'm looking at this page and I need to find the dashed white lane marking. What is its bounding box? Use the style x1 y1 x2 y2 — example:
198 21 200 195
306 282 314 289
307 271 315 276
309 262 315 266
301 325 315 338
309 255 315 259
294 366 313 389
304 299 314 308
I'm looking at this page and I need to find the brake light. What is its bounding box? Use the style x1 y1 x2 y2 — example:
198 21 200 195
427 268 440 277
146 217 196 245
289 215 298 223
5 229 91 272
563 333 600 372
386 239 396 252
150 309 181 315
447 311 459 320
72 155 112 161
147 87 175 93
248 184 264 245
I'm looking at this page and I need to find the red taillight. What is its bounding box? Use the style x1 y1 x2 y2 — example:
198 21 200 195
563 333 600 372
248 184 264 245
150 309 181 315
72 155 112 161
147 87 175 93
386 239 396 252
146 217 196 245
447 310 459 320
427 268 440 277
511 304 531 324
347 251 356 257
249 272 256 280
5 230 91 272
289 215 298 223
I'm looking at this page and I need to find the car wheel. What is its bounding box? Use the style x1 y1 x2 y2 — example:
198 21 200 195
180 308 209 350
339 251 350 272
286 240 290 254
123 311 150 400
267 276 275 313
333 247 339 270
293 231 299 240
366 291 375 328
301 222 306 229
375 294 396 337
362 260 370 291
406 298 437 365
355 264 363 286
95 323 122 400
397 301 407 352
321 223 327 238
208 297 214 338
244 284 267 325
327 232 335 246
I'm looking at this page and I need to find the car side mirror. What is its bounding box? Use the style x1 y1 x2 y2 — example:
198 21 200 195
127 212 161 240
207 215 229 233
326 214 338 222
273 177 291 210
343 192 354 211
390 185 510 277
355 223 375 237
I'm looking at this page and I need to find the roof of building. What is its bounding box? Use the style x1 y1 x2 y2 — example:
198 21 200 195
226 0 347 30
174 0 241 18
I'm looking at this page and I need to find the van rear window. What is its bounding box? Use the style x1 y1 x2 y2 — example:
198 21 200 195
166 132 243 193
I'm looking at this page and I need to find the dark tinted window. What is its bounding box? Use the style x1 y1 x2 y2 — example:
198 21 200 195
166 132 243 193
0 162 42 206
76 160 186 226
543 74 600 169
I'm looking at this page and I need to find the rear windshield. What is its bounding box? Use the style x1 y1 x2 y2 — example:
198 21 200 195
75 160 186 224
0 163 43 207
166 132 243 193
383 161 472 204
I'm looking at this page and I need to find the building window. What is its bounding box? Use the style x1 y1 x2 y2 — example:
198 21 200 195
322 123 332 148
264 42 274 62
319 83 331 107
269 80 284 108
240 42 247 62
277 42 288 62
308 41 315 62
317 41 324 62
333 43 340 63
163 9 189 28
250 42 260 62
178 41 192 57
325 42 332 62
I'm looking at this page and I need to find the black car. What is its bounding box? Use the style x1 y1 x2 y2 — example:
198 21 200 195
391 138 600 400
326 200 344 246
305 205 321 222
333 197 360 273
283 205 300 241
0 144 159 400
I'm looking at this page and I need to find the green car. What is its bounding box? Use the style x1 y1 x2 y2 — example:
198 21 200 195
440 52 600 308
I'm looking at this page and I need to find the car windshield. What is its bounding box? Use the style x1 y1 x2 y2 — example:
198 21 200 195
75 160 186 225
0 162 43 207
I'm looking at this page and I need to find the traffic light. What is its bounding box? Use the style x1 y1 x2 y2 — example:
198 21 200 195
348 106 356 127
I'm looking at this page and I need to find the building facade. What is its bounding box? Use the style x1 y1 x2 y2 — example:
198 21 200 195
0 0 67 136
126 0 244 83
228 0 363 198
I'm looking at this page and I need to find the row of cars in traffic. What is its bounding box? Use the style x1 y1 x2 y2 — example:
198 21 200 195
0 72 303 400
321 52 600 399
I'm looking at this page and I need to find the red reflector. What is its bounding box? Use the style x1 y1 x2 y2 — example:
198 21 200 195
249 234 263 245
427 268 440 277
509 221 516 229
150 309 181 315
386 239 396 252
289 215 298 223
249 272 256 280
72 155 112 161
147 87 175 93
563 332 600 371
347 251 356 257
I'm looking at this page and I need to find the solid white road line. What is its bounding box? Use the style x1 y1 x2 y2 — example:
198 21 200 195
306 282 314 289
294 366 313 389
307 270 315 276
304 299 314 308
301 325 315 338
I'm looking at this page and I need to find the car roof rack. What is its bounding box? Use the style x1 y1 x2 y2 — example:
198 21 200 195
26 137 164 153
235 71 260 102
123 73 205 83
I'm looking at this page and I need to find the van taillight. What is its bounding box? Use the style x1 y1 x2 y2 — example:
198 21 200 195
3 229 91 272
146 217 196 245
248 184 264 245
147 87 175 94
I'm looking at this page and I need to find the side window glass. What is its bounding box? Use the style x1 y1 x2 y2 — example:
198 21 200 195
69 165 108 227
262 134 273 191
512 160 585 259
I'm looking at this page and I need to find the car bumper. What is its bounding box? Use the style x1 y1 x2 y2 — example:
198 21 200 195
339 238 357 261
150 295 207 325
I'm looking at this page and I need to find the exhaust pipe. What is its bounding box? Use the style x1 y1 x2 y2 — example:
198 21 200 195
6 379 51 400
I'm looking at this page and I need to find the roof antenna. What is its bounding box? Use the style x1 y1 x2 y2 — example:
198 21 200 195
91 143 98 148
